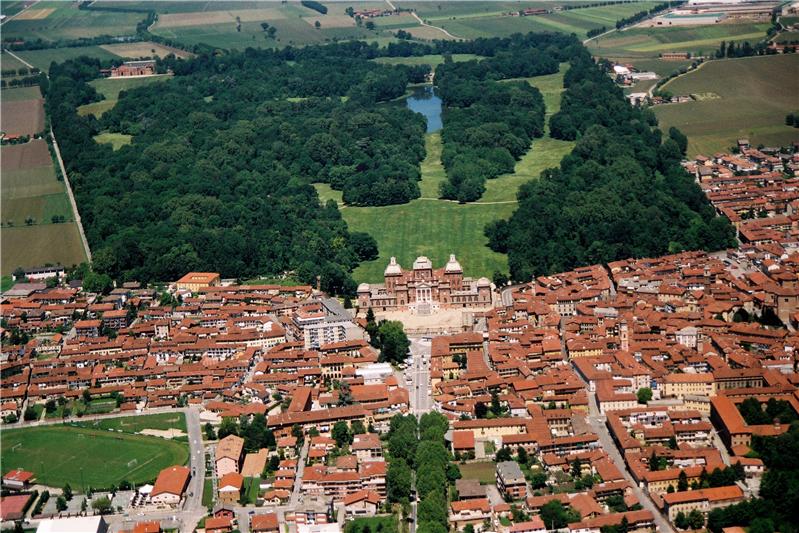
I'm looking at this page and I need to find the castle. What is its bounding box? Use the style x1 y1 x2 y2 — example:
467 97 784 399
357 255 493 314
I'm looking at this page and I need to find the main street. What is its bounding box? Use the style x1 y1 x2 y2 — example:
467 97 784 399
407 336 432 415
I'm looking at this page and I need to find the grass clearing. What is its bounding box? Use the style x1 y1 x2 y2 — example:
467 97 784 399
94 132 133 150
0 51 31 72
655 54 799 157
458 461 497 484
78 75 171 117
323 65 572 282
0 425 189 489
374 54 479 69
202 477 214 506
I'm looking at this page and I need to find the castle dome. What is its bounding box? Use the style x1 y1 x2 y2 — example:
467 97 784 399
384 257 402 276
357 283 370 292
445 254 462 273
477 277 491 286
413 256 433 270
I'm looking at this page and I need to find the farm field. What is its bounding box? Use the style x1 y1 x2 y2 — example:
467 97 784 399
14 46 120 73
319 65 572 283
1 93 45 136
432 2 659 40
1 132 85 273
587 22 770 57
149 2 386 49
0 51 30 72
72 413 187 434
654 54 799 157
1 2 144 43
0 425 189 488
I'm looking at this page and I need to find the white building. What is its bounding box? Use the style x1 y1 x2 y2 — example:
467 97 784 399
37 517 108 533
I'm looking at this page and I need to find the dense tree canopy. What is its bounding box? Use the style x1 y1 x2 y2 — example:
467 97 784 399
435 33 581 202
45 46 427 287
487 52 735 281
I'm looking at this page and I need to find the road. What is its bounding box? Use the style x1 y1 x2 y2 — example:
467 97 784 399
290 438 310 507
3 48 34 69
408 337 432 415
383 0 461 40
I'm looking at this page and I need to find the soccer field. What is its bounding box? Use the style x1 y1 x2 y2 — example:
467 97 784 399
0 425 189 489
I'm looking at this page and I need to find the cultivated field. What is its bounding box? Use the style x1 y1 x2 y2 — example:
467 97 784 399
1 226 86 274
1 137 84 273
15 46 120 73
1 3 144 43
587 22 771 57
1 93 45 136
0 51 30 72
320 65 573 283
0 425 189 488
100 41 193 59
655 54 799 156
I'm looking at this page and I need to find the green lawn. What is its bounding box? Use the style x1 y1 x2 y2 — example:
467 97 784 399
322 65 573 283
73 413 187 434
1 276 14 292
344 515 399 533
202 477 214 507
655 54 799 156
458 461 497 484
0 86 42 102
0 425 189 489
243 477 261 504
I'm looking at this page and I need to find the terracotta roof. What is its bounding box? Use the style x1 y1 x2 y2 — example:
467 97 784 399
251 513 279 531
151 465 190 497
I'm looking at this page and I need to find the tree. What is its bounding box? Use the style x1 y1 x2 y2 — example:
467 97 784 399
218 417 239 439
365 20 375 30
677 469 688 492
24 406 38 421
63 483 73 501
649 450 660 471
674 511 688 530
204 422 216 441
45 399 57 413
687 509 705 529
83 271 113 294
490 391 503 416
475 402 488 419
387 458 412 503
91 496 112 514
496 447 512 462
377 321 410 365
517 446 528 465
314 20 321 29
332 420 351 447
82 389 91 404
636 387 652 404
56 496 67 511
540 500 579 529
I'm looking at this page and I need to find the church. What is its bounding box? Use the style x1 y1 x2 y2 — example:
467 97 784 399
357 255 493 314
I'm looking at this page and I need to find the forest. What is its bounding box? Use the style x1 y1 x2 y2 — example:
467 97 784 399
486 50 735 281
435 33 580 202
44 47 428 290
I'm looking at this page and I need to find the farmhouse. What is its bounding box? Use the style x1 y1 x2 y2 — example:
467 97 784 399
110 60 156 78
176 272 221 292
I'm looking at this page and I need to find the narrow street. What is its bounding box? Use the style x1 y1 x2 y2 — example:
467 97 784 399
581 387 676 533
408 337 432 415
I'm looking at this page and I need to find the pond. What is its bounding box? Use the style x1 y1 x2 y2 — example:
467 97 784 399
406 85 442 133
